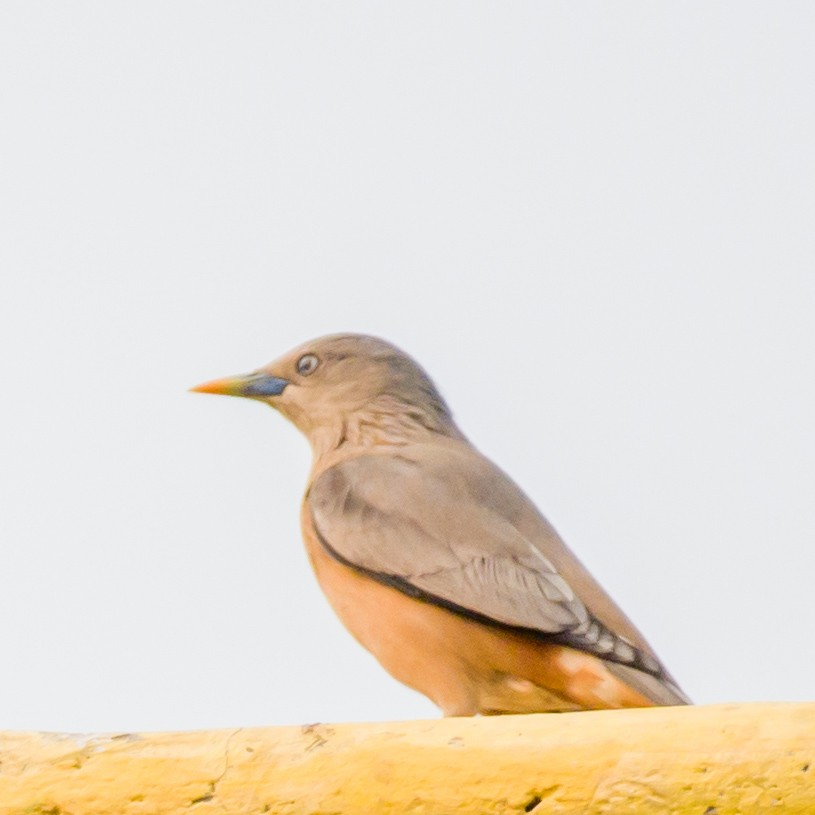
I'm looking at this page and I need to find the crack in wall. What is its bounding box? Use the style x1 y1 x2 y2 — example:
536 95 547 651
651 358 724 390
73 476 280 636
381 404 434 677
188 728 243 807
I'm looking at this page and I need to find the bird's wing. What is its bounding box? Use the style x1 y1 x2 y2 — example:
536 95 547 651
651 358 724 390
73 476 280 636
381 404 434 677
307 449 687 703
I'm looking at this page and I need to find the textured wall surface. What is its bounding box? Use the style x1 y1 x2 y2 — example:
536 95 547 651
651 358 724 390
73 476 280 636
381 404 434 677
0 703 812 814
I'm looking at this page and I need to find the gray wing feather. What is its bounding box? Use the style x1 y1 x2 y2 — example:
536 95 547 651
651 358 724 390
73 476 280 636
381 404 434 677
310 456 584 631
308 451 683 695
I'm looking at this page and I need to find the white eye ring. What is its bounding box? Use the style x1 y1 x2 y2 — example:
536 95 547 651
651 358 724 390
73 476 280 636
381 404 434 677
296 353 319 376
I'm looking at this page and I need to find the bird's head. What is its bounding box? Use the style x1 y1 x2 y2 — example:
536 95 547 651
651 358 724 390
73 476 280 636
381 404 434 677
191 334 457 448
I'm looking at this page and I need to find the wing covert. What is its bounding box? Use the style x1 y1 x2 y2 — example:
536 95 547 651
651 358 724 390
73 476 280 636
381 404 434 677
307 452 665 677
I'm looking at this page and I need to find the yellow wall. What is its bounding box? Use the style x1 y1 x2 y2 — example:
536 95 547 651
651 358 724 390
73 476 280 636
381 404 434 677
1 703 812 814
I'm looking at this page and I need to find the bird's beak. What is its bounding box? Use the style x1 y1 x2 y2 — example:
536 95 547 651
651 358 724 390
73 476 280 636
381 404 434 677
189 371 290 398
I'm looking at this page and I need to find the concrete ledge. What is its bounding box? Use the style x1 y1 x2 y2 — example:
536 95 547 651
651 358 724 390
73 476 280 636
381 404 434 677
0 703 812 814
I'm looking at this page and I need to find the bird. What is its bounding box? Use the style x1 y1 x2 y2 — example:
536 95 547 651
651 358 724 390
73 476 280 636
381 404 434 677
191 334 688 715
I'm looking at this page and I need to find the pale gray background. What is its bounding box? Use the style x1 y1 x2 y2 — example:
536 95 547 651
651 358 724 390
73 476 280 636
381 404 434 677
1 2 813 732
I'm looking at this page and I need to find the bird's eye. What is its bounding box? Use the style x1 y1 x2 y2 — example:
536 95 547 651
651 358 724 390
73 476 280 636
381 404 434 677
296 353 320 376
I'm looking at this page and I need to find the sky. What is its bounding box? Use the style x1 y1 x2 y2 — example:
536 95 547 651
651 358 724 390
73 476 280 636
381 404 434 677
0 2 813 733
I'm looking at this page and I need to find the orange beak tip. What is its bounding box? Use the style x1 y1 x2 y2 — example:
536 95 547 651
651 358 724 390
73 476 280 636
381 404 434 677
189 377 234 395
